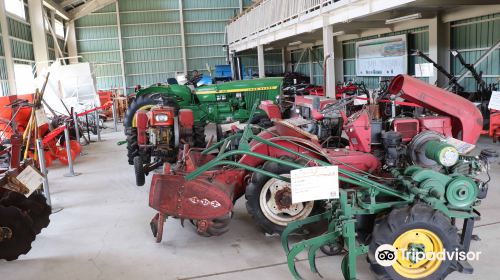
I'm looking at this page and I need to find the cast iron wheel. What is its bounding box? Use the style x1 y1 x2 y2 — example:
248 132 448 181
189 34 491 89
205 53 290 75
191 214 232 237
193 125 206 148
1 192 51 234
133 156 145 187
368 203 460 280
245 159 317 235
0 206 36 261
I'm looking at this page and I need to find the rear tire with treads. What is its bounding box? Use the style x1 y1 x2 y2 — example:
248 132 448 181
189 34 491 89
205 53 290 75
368 203 460 280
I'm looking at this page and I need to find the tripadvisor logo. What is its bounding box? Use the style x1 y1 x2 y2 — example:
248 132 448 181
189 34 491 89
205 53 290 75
375 244 482 267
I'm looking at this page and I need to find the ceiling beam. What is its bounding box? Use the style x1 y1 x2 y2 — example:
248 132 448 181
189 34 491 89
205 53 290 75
59 0 82 8
43 0 70 20
69 0 116 20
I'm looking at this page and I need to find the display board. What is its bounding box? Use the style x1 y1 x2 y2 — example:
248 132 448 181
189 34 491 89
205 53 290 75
356 35 408 76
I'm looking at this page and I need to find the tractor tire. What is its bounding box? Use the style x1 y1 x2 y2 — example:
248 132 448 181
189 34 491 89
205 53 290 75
124 93 161 131
193 125 206 148
126 128 139 165
1 192 51 234
245 159 317 235
0 206 36 261
133 156 145 187
191 214 231 237
368 203 460 280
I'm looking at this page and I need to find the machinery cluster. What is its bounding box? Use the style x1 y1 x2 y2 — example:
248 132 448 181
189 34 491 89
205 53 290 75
122 73 496 280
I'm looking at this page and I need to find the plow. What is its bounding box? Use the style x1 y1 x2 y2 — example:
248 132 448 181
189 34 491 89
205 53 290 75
146 74 494 279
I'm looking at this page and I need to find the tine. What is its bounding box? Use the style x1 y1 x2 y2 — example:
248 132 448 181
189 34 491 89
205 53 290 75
306 232 339 274
281 212 331 254
288 242 308 280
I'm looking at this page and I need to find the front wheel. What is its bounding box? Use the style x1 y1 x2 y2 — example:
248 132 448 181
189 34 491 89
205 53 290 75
133 156 145 186
368 203 461 280
245 160 316 234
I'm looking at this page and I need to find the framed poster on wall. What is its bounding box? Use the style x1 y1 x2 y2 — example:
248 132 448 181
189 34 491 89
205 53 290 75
356 34 408 76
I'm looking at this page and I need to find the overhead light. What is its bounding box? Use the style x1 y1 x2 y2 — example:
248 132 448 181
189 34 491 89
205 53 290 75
289 41 303 46
332 31 345 37
265 47 274 51
385 13 422 24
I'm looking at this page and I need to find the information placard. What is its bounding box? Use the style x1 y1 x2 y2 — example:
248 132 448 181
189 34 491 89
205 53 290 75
356 35 407 77
291 166 339 204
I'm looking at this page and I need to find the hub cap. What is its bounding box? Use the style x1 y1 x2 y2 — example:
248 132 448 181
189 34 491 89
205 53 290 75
259 175 314 226
393 229 444 279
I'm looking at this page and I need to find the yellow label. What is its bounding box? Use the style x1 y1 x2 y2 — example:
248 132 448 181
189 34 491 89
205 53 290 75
197 86 279 95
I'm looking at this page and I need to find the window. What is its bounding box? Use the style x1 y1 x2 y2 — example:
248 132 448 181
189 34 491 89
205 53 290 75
14 64 36 94
55 20 64 38
5 0 26 20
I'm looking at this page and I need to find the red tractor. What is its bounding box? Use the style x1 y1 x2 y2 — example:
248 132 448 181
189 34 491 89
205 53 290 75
147 75 485 240
133 104 202 186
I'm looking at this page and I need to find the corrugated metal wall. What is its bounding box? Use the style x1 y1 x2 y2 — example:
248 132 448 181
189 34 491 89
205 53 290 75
342 27 429 89
239 49 283 77
76 0 243 94
8 9 34 64
75 3 123 92
451 13 500 91
290 47 324 85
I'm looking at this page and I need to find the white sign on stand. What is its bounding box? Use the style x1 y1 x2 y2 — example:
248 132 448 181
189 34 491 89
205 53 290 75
415 63 434 77
16 165 44 197
290 166 339 204
488 91 500 111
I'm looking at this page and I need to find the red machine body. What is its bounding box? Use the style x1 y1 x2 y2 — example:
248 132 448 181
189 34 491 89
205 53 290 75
388 74 482 144
294 95 337 121
148 107 175 126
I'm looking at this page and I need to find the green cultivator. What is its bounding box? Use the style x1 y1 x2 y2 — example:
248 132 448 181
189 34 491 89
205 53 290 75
155 116 493 279
148 76 494 279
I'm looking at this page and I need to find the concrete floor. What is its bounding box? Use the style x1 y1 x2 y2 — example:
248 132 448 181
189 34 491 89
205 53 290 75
1 125 499 280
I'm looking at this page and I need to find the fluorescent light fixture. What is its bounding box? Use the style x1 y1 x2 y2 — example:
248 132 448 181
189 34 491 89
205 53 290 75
265 47 274 51
288 41 303 46
332 31 345 37
385 13 421 24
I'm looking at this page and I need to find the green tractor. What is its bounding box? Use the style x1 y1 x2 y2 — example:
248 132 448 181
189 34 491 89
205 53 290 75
123 78 284 184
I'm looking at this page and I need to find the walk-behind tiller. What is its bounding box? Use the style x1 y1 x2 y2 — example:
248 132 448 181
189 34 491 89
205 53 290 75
148 75 494 280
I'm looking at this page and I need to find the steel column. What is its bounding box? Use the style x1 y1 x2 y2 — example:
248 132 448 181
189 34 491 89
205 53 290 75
257 45 265 78
66 20 78 64
28 0 50 75
36 139 51 206
323 24 335 98
0 0 17 95
115 1 128 95
178 0 188 75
